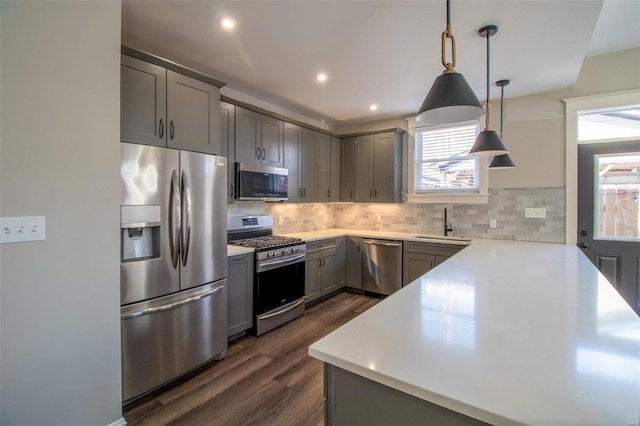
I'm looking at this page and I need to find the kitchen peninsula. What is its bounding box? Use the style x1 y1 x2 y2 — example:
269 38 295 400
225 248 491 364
308 237 640 425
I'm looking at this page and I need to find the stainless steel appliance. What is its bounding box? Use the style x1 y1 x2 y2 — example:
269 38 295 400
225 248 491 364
235 162 288 201
228 216 305 336
120 142 228 403
363 239 403 296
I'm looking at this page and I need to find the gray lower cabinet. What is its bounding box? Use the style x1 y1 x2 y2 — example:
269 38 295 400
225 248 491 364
235 106 284 168
305 239 340 303
120 53 222 155
402 242 464 285
345 237 363 290
325 364 489 426
220 101 235 203
347 129 404 203
227 253 254 339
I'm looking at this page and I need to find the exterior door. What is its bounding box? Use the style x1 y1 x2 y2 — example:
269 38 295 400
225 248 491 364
577 141 640 314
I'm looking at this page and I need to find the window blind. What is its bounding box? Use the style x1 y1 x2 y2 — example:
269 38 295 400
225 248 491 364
415 122 479 191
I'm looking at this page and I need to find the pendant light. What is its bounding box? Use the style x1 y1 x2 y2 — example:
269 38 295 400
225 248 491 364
469 25 508 156
489 79 516 169
416 0 484 125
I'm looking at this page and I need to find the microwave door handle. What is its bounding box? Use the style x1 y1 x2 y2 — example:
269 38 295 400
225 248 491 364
169 169 181 268
180 170 191 266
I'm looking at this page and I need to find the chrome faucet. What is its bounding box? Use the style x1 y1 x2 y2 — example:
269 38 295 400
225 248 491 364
444 208 453 237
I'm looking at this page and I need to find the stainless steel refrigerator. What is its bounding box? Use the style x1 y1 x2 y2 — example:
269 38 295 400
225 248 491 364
119 142 228 402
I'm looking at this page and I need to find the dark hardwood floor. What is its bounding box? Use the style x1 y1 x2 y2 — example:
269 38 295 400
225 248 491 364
123 291 380 426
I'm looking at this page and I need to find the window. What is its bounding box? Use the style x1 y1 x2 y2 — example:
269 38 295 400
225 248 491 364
407 119 488 204
595 153 640 240
578 105 640 142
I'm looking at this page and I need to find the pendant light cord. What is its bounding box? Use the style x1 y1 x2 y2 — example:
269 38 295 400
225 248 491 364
446 0 451 27
484 31 491 131
500 84 504 138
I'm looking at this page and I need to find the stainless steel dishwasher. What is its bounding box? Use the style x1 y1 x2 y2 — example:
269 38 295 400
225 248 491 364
362 239 403 296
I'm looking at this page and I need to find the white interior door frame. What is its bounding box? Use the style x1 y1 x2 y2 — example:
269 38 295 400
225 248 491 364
564 89 640 245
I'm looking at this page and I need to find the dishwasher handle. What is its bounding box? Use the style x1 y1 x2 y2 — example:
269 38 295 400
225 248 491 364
363 240 401 248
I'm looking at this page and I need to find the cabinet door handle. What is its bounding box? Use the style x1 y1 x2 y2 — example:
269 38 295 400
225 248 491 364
369 189 373 199
374 189 377 199
170 121 175 140
262 148 266 160
303 188 306 198
256 147 261 159
229 184 234 198
298 188 302 198
327 189 330 199
350 189 353 199
159 119 164 138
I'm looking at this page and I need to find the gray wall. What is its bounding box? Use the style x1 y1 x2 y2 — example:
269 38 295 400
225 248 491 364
0 1 123 424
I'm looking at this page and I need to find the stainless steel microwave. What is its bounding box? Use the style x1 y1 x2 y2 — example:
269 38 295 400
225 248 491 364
235 163 288 201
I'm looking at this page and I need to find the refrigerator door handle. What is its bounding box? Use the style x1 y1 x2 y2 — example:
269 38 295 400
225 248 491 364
169 169 181 268
180 170 192 267
120 284 224 319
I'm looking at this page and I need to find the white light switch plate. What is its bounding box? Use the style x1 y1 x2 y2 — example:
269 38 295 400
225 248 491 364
489 219 497 229
1 216 46 243
525 208 546 219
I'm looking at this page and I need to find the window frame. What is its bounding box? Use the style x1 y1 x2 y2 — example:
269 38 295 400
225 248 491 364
406 117 489 204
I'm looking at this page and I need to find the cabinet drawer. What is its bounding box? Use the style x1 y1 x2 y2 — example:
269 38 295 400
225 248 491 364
307 238 338 253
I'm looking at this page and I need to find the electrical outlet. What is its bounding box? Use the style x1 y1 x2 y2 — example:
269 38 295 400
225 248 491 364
278 216 284 225
489 219 497 229
1 216 46 243
525 208 547 219
376 214 381 223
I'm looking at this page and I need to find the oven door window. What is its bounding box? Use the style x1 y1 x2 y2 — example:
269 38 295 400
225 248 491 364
255 261 304 315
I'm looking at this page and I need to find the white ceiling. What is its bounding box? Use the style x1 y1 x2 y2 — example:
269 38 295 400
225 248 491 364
121 0 640 127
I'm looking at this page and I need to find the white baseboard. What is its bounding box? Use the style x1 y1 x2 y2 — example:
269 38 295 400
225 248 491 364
106 417 127 426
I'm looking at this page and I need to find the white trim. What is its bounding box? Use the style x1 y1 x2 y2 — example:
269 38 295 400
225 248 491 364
563 89 640 246
106 417 127 426
406 193 489 204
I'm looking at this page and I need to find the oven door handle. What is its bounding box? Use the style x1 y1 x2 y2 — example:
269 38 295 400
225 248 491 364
259 298 305 320
258 253 306 272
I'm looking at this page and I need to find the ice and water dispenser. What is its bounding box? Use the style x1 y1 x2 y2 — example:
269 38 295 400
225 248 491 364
121 205 161 262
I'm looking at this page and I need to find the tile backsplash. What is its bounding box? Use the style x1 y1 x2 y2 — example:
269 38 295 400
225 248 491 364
227 187 566 244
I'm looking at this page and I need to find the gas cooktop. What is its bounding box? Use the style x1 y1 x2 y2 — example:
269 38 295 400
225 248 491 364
229 234 303 251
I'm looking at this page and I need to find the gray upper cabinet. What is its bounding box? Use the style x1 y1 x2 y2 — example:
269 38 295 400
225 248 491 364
354 134 374 202
234 106 284 168
220 101 235 203
340 137 355 201
166 71 221 154
329 137 341 202
235 107 262 165
318 135 341 202
121 55 167 148
300 128 319 202
352 129 403 203
284 122 302 202
120 53 222 155
261 115 284 167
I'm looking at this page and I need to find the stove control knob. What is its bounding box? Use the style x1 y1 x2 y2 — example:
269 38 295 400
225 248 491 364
267 252 272 258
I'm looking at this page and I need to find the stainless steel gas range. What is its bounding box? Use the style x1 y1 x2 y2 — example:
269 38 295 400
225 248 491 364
228 216 306 336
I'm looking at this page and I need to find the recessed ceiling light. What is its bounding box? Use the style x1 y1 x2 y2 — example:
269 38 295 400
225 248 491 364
221 18 236 31
370 104 378 111
317 73 328 83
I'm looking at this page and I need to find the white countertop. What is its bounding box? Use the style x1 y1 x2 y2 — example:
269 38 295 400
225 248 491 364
227 245 254 256
308 238 640 425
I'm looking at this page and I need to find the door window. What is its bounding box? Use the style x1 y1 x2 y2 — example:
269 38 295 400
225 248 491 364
595 153 640 240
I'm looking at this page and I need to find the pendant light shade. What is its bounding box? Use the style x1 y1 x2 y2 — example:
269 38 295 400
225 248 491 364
489 79 515 169
418 73 485 124
469 25 508 157
416 0 483 125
